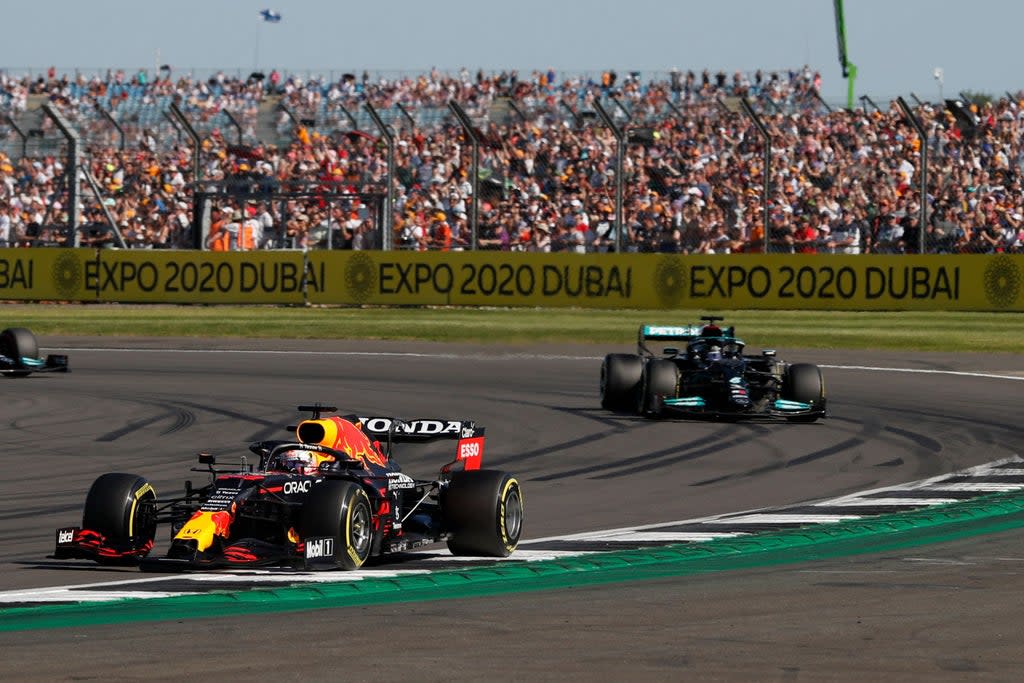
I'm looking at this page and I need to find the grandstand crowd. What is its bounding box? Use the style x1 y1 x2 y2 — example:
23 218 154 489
1 65 1023 254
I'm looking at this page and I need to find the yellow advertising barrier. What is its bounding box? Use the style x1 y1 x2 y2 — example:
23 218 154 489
0 248 305 304
2 248 1022 311
309 251 1024 312
87 250 305 304
0 248 96 301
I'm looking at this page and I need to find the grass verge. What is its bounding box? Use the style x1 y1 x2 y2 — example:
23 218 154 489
1 303 1022 352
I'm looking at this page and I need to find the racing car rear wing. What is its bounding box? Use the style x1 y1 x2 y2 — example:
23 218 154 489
638 319 736 356
639 325 704 343
639 325 707 356
352 416 485 473
351 416 481 442
290 406 484 471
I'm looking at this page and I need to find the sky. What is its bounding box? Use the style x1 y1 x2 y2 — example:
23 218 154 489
1 1 1019 106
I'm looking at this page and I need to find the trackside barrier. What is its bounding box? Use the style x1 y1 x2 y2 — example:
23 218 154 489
0 249 304 304
1 249 1022 311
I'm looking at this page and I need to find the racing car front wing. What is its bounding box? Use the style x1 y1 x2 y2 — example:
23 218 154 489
659 396 827 421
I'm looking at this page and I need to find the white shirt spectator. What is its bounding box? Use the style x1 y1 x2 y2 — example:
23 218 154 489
0 209 10 247
829 219 861 254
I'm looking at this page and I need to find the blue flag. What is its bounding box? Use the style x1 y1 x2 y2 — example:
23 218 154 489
259 9 282 22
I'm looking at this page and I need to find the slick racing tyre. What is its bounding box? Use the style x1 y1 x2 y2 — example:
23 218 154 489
601 353 643 411
443 470 523 557
638 359 679 417
301 480 373 570
0 327 38 377
82 473 157 563
782 363 826 422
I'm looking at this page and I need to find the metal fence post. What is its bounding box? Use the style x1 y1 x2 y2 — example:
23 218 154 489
337 104 358 131
738 98 772 254
169 102 201 185
3 115 27 158
223 110 244 145
593 100 624 253
169 103 203 248
40 102 81 238
812 90 834 114
163 110 183 144
81 168 127 248
447 100 481 250
364 103 395 251
396 103 416 131
896 96 928 254
95 104 125 151
560 101 583 129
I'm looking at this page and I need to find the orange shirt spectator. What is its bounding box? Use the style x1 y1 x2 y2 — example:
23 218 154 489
431 213 452 251
206 210 229 251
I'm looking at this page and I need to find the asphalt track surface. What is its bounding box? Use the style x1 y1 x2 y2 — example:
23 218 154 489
2 336 1023 680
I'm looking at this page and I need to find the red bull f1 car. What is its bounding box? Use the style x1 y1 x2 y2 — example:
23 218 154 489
600 316 827 422
1 327 68 377
54 405 523 570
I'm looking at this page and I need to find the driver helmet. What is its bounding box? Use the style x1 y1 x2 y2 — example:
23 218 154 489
701 324 722 338
706 345 722 362
271 449 334 475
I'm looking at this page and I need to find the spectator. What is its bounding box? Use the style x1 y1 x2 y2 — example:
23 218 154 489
3 66 1023 254
793 216 819 254
429 211 452 251
901 211 922 254
526 222 551 252
873 213 905 254
0 203 10 248
77 210 117 248
828 209 862 254
767 212 795 253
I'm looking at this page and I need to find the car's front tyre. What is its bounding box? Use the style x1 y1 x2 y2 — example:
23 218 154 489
783 363 826 422
301 481 374 570
638 359 680 417
0 327 38 377
82 473 157 563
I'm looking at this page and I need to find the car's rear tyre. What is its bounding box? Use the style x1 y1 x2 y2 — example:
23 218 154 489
601 353 643 411
783 363 826 422
443 470 523 557
638 359 679 417
0 327 38 377
82 473 157 563
301 480 373 570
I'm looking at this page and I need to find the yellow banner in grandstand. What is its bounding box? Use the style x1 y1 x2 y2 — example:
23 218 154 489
0 248 97 302
91 249 303 303
3 249 1022 312
88 251 306 304
308 252 1024 312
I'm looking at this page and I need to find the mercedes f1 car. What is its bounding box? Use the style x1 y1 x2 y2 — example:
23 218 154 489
55 405 523 570
600 316 826 421
1 327 68 377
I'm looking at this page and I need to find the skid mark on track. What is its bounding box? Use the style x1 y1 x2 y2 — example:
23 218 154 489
531 425 743 481
691 437 865 486
883 425 943 453
97 410 195 442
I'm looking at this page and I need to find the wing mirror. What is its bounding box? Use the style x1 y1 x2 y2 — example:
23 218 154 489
197 452 216 465
762 349 777 357
662 347 679 356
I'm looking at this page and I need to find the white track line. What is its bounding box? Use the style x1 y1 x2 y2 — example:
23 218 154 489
46 346 1024 381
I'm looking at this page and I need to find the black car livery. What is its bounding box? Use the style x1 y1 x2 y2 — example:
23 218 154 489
600 316 827 421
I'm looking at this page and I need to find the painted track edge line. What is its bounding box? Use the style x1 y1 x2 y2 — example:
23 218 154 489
46 347 1024 381
4 488 1024 632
